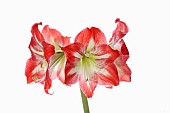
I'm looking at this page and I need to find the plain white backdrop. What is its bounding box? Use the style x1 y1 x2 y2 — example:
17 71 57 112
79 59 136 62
0 0 170 113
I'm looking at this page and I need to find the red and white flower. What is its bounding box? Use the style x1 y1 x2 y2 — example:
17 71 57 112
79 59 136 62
62 27 119 98
109 18 131 82
25 22 70 94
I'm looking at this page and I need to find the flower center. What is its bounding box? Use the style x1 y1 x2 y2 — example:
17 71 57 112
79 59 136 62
81 52 97 81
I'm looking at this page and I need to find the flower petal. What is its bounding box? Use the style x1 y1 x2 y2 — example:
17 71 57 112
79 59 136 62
79 75 97 98
91 44 119 62
42 25 62 43
42 25 70 48
97 63 119 87
109 18 129 46
42 41 55 62
44 70 53 95
113 39 129 61
29 23 45 61
75 27 107 49
48 52 66 83
62 43 85 85
120 40 130 61
25 58 46 84
114 57 131 82
31 22 44 45
113 40 131 81
61 43 85 62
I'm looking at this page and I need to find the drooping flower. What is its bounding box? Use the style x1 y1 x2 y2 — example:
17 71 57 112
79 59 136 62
62 27 119 98
25 22 70 94
109 18 131 82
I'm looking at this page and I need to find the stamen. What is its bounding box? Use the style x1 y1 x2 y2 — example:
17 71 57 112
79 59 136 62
32 76 38 81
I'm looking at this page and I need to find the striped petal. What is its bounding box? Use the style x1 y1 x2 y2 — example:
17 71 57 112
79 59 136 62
75 27 107 50
114 57 131 82
97 63 119 87
42 25 70 48
42 25 62 43
109 18 129 46
62 43 85 85
29 36 44 61
91 44 119 63
79 75 97 98
42 41 55 62
31 22 44 45
29 23 45 61
48 52 67 83
62 43 85 62
114 40 131 82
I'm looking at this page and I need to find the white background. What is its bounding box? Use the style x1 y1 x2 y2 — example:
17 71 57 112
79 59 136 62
0 0 170 113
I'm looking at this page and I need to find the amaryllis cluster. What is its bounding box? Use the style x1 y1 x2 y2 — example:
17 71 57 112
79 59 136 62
25 18 131 98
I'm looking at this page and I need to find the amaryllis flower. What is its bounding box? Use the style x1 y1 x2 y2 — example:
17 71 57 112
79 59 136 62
109 18 131 82
25 22 70 94
62 27 119 98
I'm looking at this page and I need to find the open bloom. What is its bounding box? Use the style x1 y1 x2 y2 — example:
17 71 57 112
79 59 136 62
25 22 70 94
62 27 119 98
109 18 131 82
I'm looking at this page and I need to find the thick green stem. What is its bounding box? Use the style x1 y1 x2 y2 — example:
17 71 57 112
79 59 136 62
80 89 90 113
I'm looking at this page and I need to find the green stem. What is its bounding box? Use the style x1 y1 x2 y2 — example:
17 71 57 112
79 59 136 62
80 89 90 113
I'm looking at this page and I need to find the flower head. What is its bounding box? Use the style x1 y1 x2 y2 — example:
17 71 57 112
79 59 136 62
25 22 70 94
62 27 119 98
109 18 131 82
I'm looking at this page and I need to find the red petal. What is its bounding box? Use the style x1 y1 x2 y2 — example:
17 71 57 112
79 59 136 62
111 39 129 61
29 28 44 61
61 43 85 62
42 25 61 43
42 41 55 62
42 25 70 47
65 73 79 86
115 58 131 82
109 18 129 45
98 63 119 87
25 58 45 84
55 36 71 47
79 75 97 98
91 27 107 45
64 60 79 85
44 70 53 95
91 44 119 62
48 52 66 83
120 40 129 61
31 22 44 44
75 27 106 48
61 43 87 85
